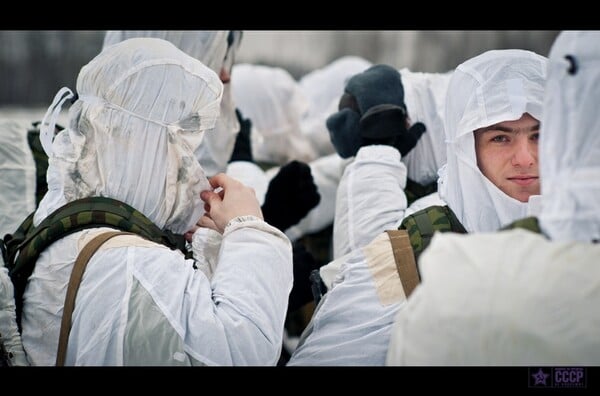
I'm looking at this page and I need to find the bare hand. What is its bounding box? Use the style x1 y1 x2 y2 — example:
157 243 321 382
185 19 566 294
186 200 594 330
200 173 263 234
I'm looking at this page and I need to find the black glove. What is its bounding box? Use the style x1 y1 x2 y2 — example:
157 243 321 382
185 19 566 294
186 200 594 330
228 108 253 163
326 64 417 159
288 242 323 313
359 104 427 156
261 160 321 232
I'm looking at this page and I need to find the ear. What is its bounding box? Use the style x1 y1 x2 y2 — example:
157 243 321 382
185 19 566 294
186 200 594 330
326 108 362 158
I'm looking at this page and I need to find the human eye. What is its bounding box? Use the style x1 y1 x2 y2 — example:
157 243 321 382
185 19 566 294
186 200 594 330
490 134 509 143
530 132 540 142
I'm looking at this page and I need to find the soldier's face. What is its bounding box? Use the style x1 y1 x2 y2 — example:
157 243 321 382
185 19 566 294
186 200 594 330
474 112 540 203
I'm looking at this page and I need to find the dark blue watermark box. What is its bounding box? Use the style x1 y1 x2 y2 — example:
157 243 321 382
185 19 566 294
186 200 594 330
529 367 587 389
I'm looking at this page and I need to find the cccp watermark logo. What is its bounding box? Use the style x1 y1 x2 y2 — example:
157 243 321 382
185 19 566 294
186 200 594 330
529 367 586 389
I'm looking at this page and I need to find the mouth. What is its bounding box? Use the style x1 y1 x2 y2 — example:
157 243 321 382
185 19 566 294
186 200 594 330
508 176 539 186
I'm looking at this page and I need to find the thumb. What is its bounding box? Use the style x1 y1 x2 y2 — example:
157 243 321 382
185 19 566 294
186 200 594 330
408 122 426 141
398 122 427 156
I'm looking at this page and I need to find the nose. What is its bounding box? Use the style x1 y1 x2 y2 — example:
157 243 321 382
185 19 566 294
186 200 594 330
511 138 536 168
219 67 231 84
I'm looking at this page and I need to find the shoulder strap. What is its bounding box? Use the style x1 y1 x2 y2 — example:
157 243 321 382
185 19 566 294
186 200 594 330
56 231 133 366
399 205 467 264
404 178 438 206
500 216 543 234
7 197 189 329
385 230 420 298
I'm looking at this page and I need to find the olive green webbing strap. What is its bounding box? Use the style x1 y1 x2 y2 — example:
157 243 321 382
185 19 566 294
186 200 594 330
385 230 421 298
56 231 133 366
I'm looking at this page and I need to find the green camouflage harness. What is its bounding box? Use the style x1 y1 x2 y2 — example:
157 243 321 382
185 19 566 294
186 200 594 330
390 207 543 298
400 206 543 266
399 205 468 263
1 196 190 327
500 216 542 234
404 178 438 206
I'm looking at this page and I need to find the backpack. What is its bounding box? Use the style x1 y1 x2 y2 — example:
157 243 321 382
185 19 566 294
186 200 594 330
1 196 190 328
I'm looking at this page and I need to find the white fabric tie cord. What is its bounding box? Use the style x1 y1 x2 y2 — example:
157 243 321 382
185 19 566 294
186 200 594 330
77 94 220 135
40 87 75 156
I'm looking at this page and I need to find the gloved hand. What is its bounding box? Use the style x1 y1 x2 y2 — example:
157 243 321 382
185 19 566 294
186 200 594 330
288 242 323 313
326 64 421 159
359 104 427 156
228 108 253 163
261 160 321 232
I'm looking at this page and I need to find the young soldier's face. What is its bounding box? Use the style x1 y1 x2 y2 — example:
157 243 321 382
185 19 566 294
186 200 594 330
474 112 540 203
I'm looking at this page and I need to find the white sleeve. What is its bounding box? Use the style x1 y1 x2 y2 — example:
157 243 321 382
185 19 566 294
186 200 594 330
333 145 407 258
0 266 29 366
206 218 294 365
289 232 405 366
191 227 223 280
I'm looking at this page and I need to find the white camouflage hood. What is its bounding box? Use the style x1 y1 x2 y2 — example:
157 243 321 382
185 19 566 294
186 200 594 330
439 49 547 232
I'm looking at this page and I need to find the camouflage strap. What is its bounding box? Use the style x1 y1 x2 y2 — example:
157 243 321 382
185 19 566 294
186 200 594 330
399 205 467 264
500 216 542 234
56 231 133 366
404 178 438 206
385 230 420 298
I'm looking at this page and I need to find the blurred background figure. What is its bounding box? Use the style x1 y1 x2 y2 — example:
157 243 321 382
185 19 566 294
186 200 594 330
0 120 36 238
232 63 315 165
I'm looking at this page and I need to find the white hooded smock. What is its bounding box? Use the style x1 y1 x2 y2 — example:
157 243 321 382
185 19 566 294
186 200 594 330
399 68 451 186
332 70 452 258
288 231 409 366
291 49 549 366
438 49 547 232
21 38 292 366
387 31 600 365
103 31 242 177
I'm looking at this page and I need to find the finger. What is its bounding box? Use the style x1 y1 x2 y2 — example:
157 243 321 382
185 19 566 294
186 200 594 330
408 122 426 139
200 190 222 208
208 173 233 190
184 229 196 243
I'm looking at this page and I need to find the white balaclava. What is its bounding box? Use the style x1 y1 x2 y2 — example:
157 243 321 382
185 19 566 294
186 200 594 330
539 31 600 243
35 37 223 234
103 31 242 177
439 49 547 232
232 63 313 164
399 68 453 185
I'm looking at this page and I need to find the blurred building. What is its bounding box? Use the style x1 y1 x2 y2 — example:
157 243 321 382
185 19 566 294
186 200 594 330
0 30 559 106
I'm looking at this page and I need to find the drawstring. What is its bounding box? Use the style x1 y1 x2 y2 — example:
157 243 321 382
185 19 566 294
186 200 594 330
40 87 75 156
77 94 219 134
